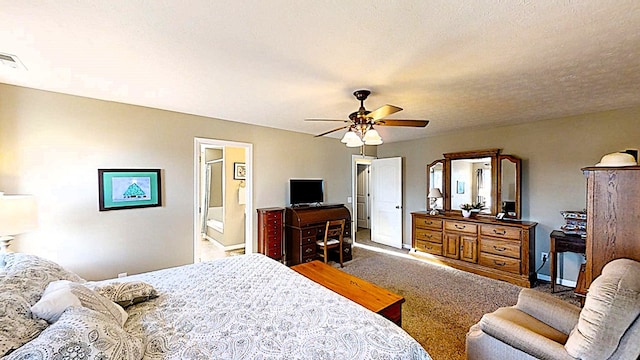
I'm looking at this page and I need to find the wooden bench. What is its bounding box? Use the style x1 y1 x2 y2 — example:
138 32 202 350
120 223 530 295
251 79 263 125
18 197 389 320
292 260 405 326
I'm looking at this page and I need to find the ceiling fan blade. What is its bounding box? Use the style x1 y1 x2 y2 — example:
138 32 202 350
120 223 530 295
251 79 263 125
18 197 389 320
374 119 430 127
366 104 403 121
305 118 349 122
315 125 350 137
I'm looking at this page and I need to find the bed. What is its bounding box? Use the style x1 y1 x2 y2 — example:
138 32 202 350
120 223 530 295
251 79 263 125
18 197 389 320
1 252 431 359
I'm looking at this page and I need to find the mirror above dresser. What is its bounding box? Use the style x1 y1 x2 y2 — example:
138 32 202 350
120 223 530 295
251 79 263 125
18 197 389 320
430 148 522 219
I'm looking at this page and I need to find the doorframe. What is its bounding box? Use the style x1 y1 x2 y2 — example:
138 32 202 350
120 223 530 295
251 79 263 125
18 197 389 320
193 137 253 262
351 154 375 244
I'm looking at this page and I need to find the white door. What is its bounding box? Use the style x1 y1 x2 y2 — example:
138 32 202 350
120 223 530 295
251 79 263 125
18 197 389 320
370 157 403 248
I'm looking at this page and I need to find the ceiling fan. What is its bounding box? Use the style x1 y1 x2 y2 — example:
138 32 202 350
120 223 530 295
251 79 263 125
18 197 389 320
305 89 429 147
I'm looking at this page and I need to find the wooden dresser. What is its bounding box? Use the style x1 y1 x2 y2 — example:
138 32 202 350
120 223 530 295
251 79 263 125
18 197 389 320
582 166 640 288
412 212 537 287
257 207 285 262
285 205 351 266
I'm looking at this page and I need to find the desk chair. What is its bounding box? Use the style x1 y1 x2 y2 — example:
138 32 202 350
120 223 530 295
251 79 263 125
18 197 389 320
317 219 345 267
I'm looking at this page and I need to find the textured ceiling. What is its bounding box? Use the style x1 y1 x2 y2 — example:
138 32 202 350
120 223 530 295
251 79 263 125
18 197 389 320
1 1 639 143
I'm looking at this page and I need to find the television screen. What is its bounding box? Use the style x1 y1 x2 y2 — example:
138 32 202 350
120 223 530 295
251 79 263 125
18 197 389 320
290 179 324 205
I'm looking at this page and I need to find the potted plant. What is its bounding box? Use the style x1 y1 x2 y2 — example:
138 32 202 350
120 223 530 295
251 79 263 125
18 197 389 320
460 202 485 218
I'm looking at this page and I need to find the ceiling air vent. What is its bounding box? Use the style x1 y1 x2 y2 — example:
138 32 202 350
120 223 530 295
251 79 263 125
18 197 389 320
0 52 26 70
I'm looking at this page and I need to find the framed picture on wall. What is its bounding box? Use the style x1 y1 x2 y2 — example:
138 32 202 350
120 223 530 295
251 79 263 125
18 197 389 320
234 162 246 180
457 181 465 194
98 169 162 211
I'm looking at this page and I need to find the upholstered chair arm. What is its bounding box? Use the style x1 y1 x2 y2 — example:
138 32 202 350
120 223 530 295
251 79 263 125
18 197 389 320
515 288 581 335
479 308 576 360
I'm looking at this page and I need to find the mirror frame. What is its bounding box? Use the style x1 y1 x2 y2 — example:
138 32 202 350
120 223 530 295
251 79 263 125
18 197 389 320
497 154 522 219
443 149 501 216
426 159 445 211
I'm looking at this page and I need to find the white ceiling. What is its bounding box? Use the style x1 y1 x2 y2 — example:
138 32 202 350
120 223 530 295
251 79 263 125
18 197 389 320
1 1 639 143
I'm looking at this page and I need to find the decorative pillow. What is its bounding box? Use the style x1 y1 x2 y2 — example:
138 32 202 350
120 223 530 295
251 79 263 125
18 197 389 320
31 281 82 323
0 253 84 305
565 258 640 360
4 306 144 360
43 280 129 327
87 281 158 308
0 293 48 357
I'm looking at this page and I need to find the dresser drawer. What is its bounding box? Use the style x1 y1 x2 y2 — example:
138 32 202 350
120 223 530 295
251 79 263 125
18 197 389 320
415 217 442 230
267 247 282 259
266 227 282 239
302 243 316 258
267 239 281 249
266 211 282 221
415 239 443 255
415 228 443 243
480 238 520 259
302 228 317 237
445 220 478 234
301 236 315 245
479 253 521 274
480 225 521 240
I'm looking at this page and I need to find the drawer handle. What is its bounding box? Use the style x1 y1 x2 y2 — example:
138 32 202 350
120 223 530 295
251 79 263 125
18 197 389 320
305 248 313 254
455 224 466 230
493 260 506 266
493 246 507 252
427 221 433 225
493 229 507 235
426 234 432 239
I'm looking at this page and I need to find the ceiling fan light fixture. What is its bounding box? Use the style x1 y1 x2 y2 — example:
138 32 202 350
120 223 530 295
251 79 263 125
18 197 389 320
345 134 364 147
341 129 359 143
363 128 383 145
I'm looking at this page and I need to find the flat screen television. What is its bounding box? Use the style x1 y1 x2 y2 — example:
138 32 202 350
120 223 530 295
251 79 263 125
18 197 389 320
289 179 324 206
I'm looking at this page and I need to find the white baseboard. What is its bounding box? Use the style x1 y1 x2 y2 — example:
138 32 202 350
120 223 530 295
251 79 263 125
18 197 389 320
537 273 577 288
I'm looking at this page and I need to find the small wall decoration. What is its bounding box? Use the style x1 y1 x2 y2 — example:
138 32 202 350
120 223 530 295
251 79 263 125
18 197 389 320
234 162 246 180
98 169 162 211
457 181 465 194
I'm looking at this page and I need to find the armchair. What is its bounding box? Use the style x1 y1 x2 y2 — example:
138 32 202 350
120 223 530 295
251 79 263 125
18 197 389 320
466 258 640 360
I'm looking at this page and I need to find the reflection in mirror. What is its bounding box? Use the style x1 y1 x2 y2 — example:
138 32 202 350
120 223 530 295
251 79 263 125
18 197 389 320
427 160 444 211
450 158 492 214
499 155 521 218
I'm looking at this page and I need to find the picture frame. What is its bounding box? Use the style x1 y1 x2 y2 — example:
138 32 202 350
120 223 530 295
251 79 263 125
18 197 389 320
98 169 162 211
456 181 465 194
234 162 246 180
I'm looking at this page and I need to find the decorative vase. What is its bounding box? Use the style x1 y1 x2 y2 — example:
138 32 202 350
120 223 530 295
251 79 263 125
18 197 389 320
462 209 471 218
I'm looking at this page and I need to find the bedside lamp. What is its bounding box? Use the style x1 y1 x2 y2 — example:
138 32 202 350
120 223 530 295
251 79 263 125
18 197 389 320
0 193 37 254
428 188 443 215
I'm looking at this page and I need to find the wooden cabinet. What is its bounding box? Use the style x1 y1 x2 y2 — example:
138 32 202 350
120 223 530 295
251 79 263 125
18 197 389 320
582 166 640 288
285 205 351 266
412 212 537 287
257 207 284 262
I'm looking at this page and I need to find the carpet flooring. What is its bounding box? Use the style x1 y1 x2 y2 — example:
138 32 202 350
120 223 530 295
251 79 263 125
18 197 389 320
339 245 580 360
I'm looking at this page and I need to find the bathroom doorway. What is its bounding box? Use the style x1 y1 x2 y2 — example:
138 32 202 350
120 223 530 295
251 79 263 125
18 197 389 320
194 138 253 263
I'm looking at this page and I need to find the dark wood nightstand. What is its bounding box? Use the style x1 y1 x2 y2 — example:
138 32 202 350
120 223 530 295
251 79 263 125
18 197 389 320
549 230 586 293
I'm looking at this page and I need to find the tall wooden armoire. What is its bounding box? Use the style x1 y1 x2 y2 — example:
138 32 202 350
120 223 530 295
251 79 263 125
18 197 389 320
583 166 640 288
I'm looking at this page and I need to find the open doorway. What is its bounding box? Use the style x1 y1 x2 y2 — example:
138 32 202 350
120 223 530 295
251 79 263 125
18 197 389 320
351 155 406 252
194 138 253 263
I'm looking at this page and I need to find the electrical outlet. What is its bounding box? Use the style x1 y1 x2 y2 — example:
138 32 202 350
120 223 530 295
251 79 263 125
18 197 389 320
540 252 548 262
117 272 127 278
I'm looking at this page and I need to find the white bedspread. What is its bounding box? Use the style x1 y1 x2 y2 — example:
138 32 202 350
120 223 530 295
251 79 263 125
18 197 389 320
123 253 431 359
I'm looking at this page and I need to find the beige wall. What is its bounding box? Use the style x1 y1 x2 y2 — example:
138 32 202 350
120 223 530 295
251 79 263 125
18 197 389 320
380 108 640 283
0 83 358 280
2 82 638 284
224 146 245 247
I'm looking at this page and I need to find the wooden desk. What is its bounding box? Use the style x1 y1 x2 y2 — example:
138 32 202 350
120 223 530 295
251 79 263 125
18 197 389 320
292 260 405 326
549 230 586 293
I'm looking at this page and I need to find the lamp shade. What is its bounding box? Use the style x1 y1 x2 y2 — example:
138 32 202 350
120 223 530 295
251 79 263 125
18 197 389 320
363 128 383 145
341 130 360 144
0 194 37 237
428 188 443 198
345 133 364 147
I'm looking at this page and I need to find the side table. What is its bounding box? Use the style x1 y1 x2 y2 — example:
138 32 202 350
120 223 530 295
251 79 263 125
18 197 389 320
549 230 586 293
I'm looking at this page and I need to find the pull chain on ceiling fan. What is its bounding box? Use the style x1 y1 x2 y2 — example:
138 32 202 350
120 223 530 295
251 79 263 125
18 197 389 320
305 90 429 147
